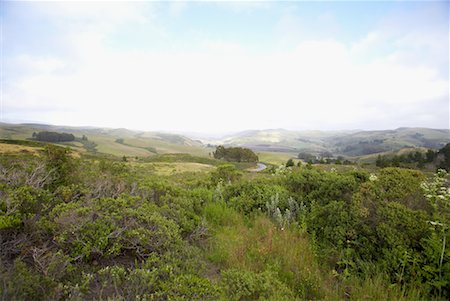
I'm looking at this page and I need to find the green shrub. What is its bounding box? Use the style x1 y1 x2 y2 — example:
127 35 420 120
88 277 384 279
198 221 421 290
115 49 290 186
211 164 243 185
0 259 59 301
203 202 241 228
220 268 294 301
285 168 359 206
48 196 182 260
160 274 220 301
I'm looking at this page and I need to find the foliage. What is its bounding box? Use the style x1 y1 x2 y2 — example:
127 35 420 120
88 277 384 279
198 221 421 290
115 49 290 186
213 145 258 163
376 143 450 171
285 158 294 167
43 144 76 188
284 167 360 205
32 131 75 142
220 268 294 301
1 146 449 300
210 164 243 185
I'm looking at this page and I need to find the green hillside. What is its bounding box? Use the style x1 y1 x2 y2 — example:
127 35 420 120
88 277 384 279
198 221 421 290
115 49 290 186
2 123 449 162
0 123 211 158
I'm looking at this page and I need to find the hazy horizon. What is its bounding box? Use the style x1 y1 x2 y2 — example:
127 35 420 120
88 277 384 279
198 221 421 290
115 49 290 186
2 120 449 139
2 1 449 132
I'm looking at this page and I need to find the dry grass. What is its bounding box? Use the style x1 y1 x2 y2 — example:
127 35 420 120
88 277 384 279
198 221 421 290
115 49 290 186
0 143 41 154
140 162 215 175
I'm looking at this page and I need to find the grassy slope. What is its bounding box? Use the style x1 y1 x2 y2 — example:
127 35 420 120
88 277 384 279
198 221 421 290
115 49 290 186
0 123 209 158
2 123 448 161
354 146 430 164
0 142 42 154
257 151 297 166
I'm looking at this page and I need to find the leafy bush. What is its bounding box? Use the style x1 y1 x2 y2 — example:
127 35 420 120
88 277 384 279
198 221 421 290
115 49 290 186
47 196 182 261
220 268 294 301
285 168 359 206
210 164 243 185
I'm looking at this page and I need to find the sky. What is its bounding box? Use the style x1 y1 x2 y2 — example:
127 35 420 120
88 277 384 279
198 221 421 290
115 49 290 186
1 0 449 133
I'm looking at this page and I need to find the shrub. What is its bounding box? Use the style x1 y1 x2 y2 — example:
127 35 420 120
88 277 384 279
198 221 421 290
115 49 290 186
220 268 294 301
210 164 243 185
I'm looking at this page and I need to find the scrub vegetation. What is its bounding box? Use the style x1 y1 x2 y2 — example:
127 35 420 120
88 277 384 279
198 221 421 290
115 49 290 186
0 142 449 300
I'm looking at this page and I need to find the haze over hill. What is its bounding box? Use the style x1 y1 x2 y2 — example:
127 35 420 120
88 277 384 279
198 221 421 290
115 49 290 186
210 127 450 156
0 122 209 158
1 122 449 161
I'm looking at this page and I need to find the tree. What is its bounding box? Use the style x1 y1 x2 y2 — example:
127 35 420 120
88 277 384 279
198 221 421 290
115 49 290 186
286 159 294 167
33 131 75 142
213 146 258 163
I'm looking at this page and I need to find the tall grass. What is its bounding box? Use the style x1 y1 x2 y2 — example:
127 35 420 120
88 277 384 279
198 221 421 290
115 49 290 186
203 202 435 300
204 203 326 299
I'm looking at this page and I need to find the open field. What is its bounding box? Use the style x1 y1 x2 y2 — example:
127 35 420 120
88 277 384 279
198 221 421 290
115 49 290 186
257 151 297 166
140 162 216 175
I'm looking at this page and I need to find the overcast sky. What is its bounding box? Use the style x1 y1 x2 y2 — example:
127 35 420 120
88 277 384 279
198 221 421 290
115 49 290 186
1 0 449 133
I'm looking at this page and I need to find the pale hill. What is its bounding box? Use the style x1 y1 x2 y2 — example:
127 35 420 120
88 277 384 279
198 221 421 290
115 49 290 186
327 128 450 156
0 123 210 158
208 128 450 157
2 123 449 160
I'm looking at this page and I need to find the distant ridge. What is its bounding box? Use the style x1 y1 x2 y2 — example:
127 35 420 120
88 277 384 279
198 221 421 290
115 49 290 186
1 122 449 158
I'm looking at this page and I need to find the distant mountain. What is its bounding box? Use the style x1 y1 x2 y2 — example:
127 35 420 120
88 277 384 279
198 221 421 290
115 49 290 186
205 128 450 157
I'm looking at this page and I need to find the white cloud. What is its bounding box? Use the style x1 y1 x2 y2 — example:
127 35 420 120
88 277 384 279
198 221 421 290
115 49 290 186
5 34 448 131
214 0 271 13
3 1 449 131
32 1 149 25
168 1 187 18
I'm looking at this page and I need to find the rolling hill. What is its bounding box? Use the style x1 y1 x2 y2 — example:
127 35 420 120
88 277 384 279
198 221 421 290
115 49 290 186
1 123 449 162
0 123 212 158
204 127 450 158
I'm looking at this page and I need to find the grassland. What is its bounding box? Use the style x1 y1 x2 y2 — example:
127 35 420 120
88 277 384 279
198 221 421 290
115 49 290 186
137 162 216 175
2 123 449 166
256 151 297 166
0 142 42 154
0 123 211 158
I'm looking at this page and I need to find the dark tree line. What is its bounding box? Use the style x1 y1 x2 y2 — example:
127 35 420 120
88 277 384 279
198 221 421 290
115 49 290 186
32 131 75 142
376 143 450 171
213 145 258 162
297 152 352 165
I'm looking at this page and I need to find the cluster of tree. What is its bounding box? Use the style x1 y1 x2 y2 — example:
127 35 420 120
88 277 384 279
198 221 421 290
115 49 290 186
376 143 450 171
1 143 449 300
32 131 75 142
297 152 352 165
213 145 258 162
